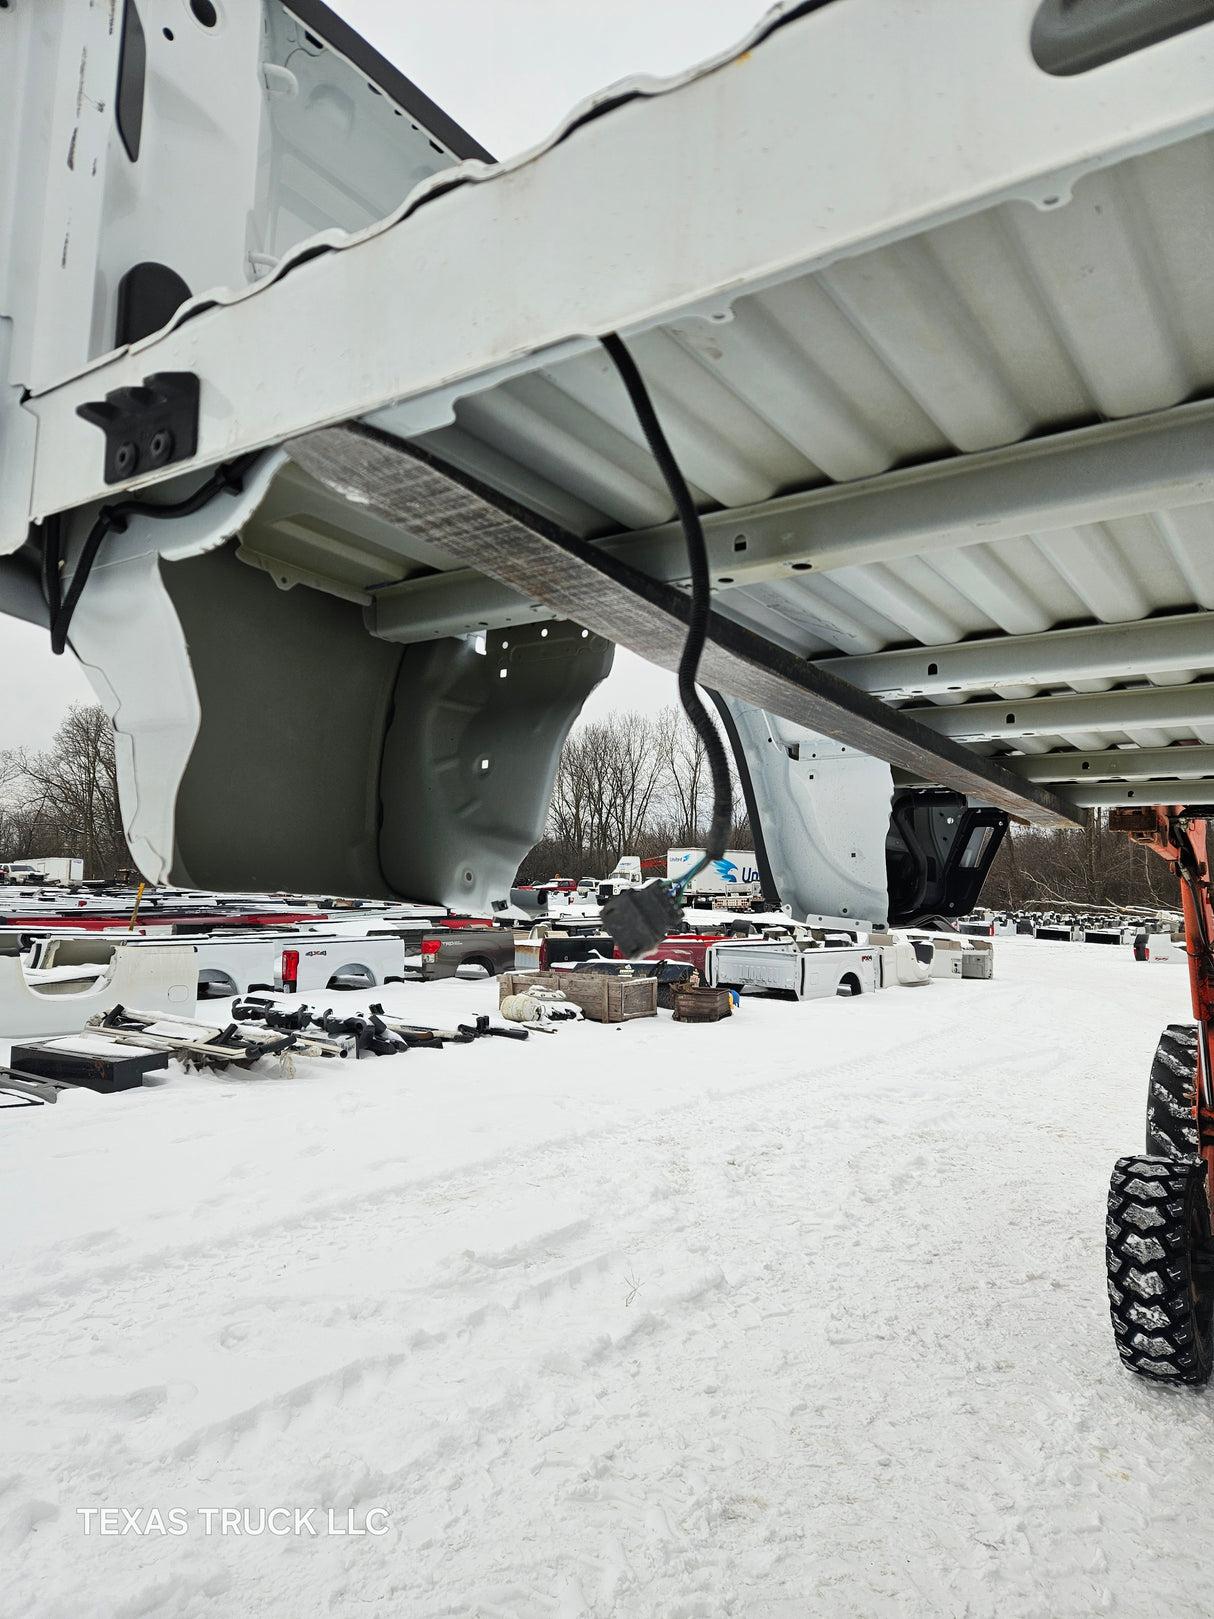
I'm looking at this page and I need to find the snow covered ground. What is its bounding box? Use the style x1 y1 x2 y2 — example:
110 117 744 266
3 939 1212 1618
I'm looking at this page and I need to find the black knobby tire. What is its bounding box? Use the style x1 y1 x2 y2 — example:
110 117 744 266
1146 1023 1200 1159
1107 1155 1214 1385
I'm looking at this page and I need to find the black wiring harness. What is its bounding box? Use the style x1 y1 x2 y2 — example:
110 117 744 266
597 334 735 954
40 452 262 655
600 335 733 874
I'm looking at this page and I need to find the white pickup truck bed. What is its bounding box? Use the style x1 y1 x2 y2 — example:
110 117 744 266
705 940 879 1001
25 930 410 1000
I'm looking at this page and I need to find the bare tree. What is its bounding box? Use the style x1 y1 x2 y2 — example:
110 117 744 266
520 705 750 883
545 710 668 875
524 706 1182 914
656 704 707 846
0 704 131 879
981 813 1179 911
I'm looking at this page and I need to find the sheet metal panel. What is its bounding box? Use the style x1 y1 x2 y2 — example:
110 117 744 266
400 127 1214 788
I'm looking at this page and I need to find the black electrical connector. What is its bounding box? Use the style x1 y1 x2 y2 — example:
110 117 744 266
600 882 685 959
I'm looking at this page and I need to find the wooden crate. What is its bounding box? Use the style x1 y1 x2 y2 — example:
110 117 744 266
498 969 657 1023
671 986 733 1023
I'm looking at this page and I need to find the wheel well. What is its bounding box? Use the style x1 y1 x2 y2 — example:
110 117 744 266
198 968 239 998
459 955 497 977
836 972 862 997
327 962 377 988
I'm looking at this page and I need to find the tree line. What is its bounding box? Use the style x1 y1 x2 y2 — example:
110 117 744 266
0 701 1185 911
517 707 752 883
520 707 1181 913
0 704 132 880
980 813 1179 913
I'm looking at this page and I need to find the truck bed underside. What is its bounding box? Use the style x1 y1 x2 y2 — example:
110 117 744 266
6 0 1214 909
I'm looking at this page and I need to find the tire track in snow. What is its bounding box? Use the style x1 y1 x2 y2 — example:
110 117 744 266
9 949 1207 1617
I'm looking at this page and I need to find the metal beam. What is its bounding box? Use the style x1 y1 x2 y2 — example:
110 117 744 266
370 567 552 642
595 397 1214 589
820 611 1214 698
286 421 1082 828
332 397 1214 642
1008 746 1214 783
910 680 1214 742
1062 781 1214 810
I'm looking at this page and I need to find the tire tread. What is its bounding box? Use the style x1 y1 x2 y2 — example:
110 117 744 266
1107 1154 1213 1385
1146 1023 1200 1159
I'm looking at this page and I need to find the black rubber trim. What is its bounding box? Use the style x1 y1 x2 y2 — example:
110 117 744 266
282 0 494 163
115 0 146 163
705 688 781 908
553 1 841 151
115 263 193 347
1031 0 1214 76
750 0 844 49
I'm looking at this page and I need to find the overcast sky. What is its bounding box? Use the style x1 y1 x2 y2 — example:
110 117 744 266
0 0 769 753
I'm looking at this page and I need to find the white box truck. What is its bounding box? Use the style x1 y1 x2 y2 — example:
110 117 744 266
667 850 763 900
2 858 84 884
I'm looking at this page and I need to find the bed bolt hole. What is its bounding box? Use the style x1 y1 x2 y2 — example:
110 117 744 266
1006 713 1015 724
791 561 812 571
733 535 747 551
479 758 490 772
163 26 174 38
147 429 173 466
190 0 218 27
927 662 939 677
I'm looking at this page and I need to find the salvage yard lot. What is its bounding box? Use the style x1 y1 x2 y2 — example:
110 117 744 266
4 940 1213 1617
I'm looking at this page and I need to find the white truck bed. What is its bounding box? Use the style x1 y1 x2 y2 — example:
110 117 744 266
705 940 879 1001
26 930 410 999
7 0 1214 915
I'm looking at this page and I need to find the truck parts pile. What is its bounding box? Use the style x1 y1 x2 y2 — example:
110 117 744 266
961 907 1184 951
0 879 1004 1101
